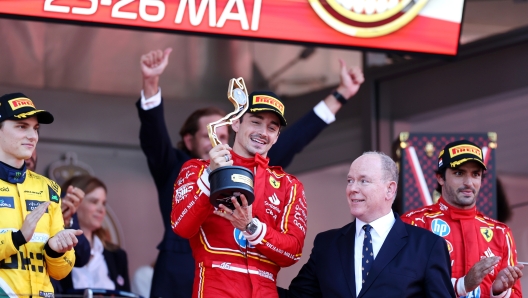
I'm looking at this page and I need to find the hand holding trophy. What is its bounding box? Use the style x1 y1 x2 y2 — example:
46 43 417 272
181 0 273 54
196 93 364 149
207 78 255 210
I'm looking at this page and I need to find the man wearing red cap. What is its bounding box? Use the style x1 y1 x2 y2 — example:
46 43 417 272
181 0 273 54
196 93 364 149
172 91 306 298
402 140 523 298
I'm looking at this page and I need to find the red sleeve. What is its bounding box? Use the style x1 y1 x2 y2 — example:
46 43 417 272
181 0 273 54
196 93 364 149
244 178 308 267
400 210 427 229
171 159 214 239
501 226 522 297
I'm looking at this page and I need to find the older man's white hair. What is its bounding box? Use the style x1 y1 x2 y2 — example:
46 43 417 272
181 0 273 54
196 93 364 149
361 151 399 184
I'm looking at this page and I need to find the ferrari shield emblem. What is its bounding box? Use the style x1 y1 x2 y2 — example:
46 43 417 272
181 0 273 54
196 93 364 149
269 176 280 189
480 227 493 242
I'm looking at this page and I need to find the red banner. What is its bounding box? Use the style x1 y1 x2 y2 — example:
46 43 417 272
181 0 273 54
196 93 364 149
0 0 464 55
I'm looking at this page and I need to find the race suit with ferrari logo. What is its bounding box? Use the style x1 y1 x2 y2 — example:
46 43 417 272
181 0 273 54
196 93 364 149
0 164 76 297
402 197 521 298
171 151 307 298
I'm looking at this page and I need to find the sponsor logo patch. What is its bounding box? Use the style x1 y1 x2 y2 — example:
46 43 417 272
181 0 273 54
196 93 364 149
464 286 481 298
449 144 482 159
177 171 195 186
175 183 193 204
480 227 493 242
431 218 450 237
233 228 254 249
0 196 15 209
0 187 9 192
26 200 48 213
484 247 495 258
253 95 285 115
24 190 44 196
39 290 54 297
269 176 280 189
268 193 280 205
48 185 59 203
8 97 35 110
445 239 453 254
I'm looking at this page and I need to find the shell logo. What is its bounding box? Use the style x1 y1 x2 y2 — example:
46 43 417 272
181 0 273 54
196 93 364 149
309 0 429 38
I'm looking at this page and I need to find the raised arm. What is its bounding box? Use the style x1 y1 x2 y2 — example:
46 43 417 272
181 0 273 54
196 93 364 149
136 48 189 188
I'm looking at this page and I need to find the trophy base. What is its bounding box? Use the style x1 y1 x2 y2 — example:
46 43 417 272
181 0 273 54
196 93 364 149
209 166 255 210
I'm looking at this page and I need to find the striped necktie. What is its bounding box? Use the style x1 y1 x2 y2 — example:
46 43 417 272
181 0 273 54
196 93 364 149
362 224 374 284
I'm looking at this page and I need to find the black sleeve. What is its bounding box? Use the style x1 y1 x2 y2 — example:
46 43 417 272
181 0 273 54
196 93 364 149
71 213 90 267
286 234 323 298
44 242 65 258
11 230 27 250
425 237 456 298
136 99 190 227
117 249 131 292
136 99 188 188
268 110 328 169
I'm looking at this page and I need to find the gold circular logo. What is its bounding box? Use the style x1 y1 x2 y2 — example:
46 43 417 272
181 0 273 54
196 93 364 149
309 0 429 38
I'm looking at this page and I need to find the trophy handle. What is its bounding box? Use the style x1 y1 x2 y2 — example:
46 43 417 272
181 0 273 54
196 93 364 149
207 78 249 146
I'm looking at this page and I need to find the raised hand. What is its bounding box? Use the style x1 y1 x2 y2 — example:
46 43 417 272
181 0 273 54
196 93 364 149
141 48 173 99
141 48 173 79
61 185 84 227
337 58 364 99
208 144 233 172
20 202 50 242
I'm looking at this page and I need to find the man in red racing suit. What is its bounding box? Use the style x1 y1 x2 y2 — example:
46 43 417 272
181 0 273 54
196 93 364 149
402 197 521 298
171 91 307 298
402 140 522 298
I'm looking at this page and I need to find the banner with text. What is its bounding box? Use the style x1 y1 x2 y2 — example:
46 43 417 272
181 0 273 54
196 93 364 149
0 0 465 55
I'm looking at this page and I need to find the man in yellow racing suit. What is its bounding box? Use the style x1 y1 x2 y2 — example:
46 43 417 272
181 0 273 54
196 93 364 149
0 92 82 297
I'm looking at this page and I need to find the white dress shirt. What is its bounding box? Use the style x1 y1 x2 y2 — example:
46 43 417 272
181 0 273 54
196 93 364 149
354 211 395 296
140 89 337 124
72 235 115 290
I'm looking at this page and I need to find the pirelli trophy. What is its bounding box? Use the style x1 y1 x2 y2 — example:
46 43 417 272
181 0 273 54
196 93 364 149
207 78 255 209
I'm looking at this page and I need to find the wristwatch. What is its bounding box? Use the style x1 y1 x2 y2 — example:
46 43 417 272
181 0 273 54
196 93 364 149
245 218 259 235
332 90 348 105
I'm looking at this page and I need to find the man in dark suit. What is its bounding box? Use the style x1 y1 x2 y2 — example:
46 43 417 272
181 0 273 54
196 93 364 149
286 152 455 298
137 48 364 298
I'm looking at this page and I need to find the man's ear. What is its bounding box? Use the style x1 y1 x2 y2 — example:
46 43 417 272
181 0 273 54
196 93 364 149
183 134 194 151
271 130 280 146
231 119 240 133
436 173 445 186
386 181 397 201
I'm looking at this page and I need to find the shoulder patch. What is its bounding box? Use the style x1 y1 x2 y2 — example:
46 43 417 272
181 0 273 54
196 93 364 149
403 206 435 218
267 167 286 178
48 185 60 203
48 179 60 194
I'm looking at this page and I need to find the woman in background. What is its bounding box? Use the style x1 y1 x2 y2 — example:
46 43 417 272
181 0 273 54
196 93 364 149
60 175 130 292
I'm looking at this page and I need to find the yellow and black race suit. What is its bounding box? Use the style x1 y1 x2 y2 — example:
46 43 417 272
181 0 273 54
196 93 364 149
0 165 75 297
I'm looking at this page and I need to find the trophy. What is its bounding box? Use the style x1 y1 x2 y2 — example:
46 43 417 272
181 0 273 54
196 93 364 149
207 78 255 210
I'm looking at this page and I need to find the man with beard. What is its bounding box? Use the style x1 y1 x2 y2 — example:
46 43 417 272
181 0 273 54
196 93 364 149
402 140 523 298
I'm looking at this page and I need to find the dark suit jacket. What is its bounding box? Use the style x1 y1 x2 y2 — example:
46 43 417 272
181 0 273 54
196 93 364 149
136 99 329 298
287 215 455 298
61 247 131 293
